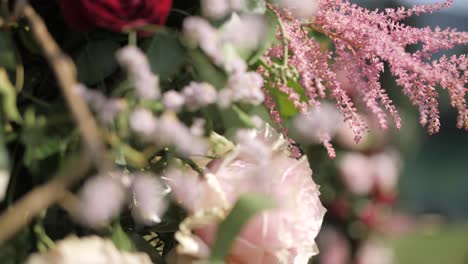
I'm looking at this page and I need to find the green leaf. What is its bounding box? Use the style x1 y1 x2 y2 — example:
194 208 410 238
231 105 257 128
218 107 249 136
76 39 120 85
21 109 65 171
210 193 276 262
0 69 22 123
23 137 62 165
0 30 16 70
189 50 227 89
265 84 298 119
111 223 135 252
143 32 186 80
0 229 32 264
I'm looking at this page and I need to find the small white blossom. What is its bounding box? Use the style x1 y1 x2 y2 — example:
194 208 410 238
222 14 267 50
129 108 158 137
75 83 106 107
131 174 169 225
235 129 271 164
182 82 218 111
293 103 342 143
116 46 160 100
183 17 225 65
279 0 320 20
190 118 206 137
223 54 247 74
183 16 253 75
157 114 209 156
76 175 127 228
26 236 152 264
219 72 265 107
217 89 234 108
229 0 247 10
201 0 246 19
164 166 209 213
201 0 230 19
162 90 185 112
75 84 125 124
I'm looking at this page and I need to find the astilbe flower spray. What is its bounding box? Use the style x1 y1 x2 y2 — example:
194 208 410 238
261 0 468 158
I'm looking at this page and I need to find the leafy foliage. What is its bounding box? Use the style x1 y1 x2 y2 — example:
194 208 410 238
76 39 120 85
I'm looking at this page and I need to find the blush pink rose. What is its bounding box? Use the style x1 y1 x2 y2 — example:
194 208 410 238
167 125 326 264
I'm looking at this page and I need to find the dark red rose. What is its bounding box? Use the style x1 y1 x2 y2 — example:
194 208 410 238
58 0 172 32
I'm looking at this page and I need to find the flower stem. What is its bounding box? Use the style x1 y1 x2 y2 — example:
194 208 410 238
258 58 273 72
277 17 289 67
266 4 289 83
128 31 137 46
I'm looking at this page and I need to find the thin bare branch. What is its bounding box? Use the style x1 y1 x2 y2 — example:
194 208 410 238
21 3 110 169
0 156 91 245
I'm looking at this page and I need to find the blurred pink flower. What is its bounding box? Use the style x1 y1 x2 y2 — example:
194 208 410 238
356 240 395 264
338 150 402 196
338 153 374 195
318 227 351 264
168 125 326 263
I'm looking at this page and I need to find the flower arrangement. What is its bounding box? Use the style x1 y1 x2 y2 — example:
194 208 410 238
0 0 466 263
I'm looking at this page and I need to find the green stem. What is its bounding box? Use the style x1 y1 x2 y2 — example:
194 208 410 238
34 211 55 252
171 8 191 17
128 31 137 46
14 46 24 92
275 11 289 67
232 104 257 128
267 4 289 83
258 58 274 73
179 157 204 174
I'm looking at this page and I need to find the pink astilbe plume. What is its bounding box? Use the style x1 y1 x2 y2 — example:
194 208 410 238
261 0 468 154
